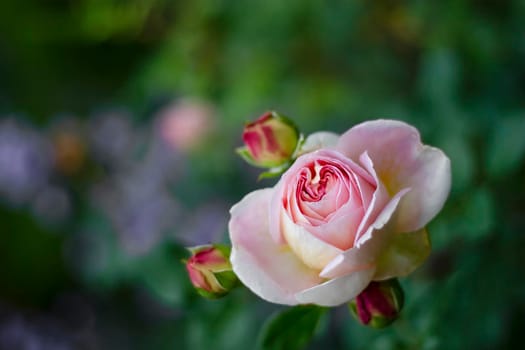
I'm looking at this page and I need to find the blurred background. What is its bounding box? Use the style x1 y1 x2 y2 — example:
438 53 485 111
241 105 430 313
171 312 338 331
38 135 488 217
0 0 524 349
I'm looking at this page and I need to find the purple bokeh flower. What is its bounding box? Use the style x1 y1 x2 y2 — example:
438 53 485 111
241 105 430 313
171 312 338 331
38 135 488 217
91 135 182 256
0 119 53 205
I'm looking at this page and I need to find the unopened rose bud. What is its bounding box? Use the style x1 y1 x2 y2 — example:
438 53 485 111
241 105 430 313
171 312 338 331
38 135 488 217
185 244 238 298
349 279 404 328
237 111 300 168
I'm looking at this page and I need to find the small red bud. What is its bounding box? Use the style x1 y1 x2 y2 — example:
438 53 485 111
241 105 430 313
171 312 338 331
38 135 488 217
349 279 404 328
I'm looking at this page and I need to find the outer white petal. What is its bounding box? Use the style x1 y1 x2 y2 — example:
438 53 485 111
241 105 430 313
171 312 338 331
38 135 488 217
269 180 286 244
337 119 451 232
229 189 322 305
298 131 340 155
393 146 451 231
295 267 376 306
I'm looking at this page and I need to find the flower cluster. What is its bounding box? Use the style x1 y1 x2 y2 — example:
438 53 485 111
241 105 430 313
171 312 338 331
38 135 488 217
186 111 451 326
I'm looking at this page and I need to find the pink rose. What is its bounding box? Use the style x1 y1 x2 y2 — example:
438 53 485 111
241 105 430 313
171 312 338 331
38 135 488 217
228 120 451 306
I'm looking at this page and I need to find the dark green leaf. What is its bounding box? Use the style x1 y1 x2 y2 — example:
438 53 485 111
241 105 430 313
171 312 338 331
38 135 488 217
258 305 327 350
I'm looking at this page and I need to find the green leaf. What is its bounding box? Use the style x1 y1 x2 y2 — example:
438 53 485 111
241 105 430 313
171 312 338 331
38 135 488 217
258 305 327 350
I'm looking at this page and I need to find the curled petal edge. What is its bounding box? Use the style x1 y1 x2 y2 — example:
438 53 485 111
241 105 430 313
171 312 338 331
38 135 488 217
295 266 376 307
320 187 411 279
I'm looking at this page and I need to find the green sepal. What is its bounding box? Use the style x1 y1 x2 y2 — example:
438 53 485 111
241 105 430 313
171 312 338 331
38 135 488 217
257 162 292 181
236 146 261 167
215 270 239 291
186 244 231 260
195 287 228 299
213 244 232 259
269 111 300 141
292 133 306 157
193 270 238 299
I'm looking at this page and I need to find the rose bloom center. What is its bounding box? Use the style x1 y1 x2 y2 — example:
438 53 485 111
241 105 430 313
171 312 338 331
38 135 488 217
282 157 377 251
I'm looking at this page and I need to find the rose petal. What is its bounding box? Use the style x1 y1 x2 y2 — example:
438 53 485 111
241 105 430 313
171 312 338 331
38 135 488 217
295 267 376 306
393 147 451 231
354 151 390 243
281 211 342 270
337 119 451 232
373 227 431 280
269 180 286 244
352 166 375 208
229 189 323 305
355 187 411 247
319 187 410 279
302 172 345 218
304 207 363 250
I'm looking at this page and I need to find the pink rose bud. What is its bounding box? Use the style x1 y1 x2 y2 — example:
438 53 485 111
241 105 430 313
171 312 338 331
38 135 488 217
349 279 404 328
237 111 300 168
185 244 237 298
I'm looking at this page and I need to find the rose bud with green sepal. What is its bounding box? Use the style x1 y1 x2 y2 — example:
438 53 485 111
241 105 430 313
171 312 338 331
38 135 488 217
349 278 404 328
237 111 300 168
185 244 238 299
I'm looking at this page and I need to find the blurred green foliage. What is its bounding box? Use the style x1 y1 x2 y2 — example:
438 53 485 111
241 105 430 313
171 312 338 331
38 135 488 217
0 0 524 349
